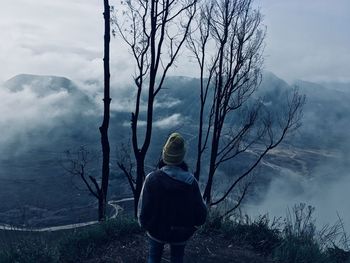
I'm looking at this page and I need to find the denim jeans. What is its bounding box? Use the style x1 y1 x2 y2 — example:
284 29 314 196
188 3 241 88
148 238 185 263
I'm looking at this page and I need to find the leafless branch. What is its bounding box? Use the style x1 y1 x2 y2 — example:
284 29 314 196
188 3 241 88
61 146 100 199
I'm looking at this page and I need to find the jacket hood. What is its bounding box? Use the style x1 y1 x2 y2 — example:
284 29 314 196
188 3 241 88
161 166 195 185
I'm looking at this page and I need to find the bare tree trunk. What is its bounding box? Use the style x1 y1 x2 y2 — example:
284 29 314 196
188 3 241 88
190 4 215 181
99 0 111 221
203 132 219 203
98 195 105 221
194 58 209 181
133 155 145 217
114 0 197 217
190 0 305 211
194 104 205 180
203 36 226 203
61 1 112 221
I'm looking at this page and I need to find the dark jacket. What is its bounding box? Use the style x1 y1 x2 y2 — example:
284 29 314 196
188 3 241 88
138 166 207 243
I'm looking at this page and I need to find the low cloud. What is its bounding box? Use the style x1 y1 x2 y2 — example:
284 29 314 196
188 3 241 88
257 0 350 82
246 151 350 233
0 85 70 145
122 113 184 129
0 0 134 87
154 113 183 129
0 75 100 152
110 96 182 113
154 99 182 109
1 0 350 85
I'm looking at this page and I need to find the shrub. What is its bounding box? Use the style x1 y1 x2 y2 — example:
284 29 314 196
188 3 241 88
0 236 58 263
273 234 327 263
0 216 140 263
326 245 350 263
201 203 350 262
199 209 224 233
58 226 108 262
102 216 141 237
58 216 140 262
272 203 349 263
220 215 280 255
201 208 281 255
224 215 281 255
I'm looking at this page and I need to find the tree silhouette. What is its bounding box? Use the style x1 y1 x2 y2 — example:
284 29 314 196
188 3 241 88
113 0 198 216
63 0 112 221
188 0 305 207
113 0 304 215
99 0 112 221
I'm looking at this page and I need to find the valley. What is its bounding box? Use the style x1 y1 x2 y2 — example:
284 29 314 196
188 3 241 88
0 73 349 228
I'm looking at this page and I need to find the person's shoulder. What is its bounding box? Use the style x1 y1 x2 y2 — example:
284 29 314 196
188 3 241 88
186 171 197 186
145 169 164 183
190 176 200 188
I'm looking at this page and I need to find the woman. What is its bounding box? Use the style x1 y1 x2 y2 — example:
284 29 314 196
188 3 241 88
138 133 207 263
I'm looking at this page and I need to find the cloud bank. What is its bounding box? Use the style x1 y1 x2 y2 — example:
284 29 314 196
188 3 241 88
256 0 350 82
1 0 349 86
0 0 133 86
246 150 350 233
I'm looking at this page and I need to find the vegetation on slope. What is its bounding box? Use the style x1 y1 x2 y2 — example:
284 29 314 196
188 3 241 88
1 205 350 263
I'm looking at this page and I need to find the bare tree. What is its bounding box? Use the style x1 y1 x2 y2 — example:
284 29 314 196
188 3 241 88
112 0 197 216
188 0 305 207
187 2 217 181
62 146 106 220
62 0 112 221
98 0 112 221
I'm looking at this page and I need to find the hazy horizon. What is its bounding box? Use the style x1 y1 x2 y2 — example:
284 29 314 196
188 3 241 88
0 0 349 241
0 0 349 85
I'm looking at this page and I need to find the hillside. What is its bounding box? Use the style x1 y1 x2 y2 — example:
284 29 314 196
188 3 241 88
82 232 274 263
1 213 349 263
0 228 275 263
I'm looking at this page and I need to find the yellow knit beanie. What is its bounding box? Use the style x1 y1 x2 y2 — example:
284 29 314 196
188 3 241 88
162 133 186 165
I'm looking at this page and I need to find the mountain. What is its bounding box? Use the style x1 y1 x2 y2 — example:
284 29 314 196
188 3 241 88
1 74 100 154
3 72 348 151
0 72 349 227
5 74 76 94
4 74 94 111
293 79 350 149
319 81 350 93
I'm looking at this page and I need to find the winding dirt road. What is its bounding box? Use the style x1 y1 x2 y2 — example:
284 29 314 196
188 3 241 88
0 197 134 232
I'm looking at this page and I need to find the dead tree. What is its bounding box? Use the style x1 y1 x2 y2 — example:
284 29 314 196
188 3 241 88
62 147 106 220
113 0 197 216
188 0 305 207
99 0 112 221
187 2 217 181
62 0 112 221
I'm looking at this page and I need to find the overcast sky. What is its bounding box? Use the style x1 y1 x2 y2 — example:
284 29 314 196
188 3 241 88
0 0 349 84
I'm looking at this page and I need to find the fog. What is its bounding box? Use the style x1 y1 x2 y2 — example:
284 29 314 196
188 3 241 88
0 69 349 229
0 83 70 146
244 88 350 231
1 1 350 84
0 0 349 230
246 148 350 231
255 0 350 82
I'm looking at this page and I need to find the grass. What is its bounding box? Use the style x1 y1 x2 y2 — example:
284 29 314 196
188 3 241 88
1 204 350 263
200 210 281 255
202 203 350 263
58 216 141 262
0 233 59 263
0 216 140 263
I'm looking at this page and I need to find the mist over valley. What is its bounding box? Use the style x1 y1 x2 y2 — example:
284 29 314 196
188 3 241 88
0 72 349 230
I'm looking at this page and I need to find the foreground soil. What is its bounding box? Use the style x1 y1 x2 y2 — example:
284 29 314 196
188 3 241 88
84 232 275 263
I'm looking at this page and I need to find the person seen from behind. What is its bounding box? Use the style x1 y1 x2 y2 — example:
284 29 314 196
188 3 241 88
138 133 207 263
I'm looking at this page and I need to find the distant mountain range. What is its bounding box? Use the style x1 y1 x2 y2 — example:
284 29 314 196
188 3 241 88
0 72 349 227
3 72 349 150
